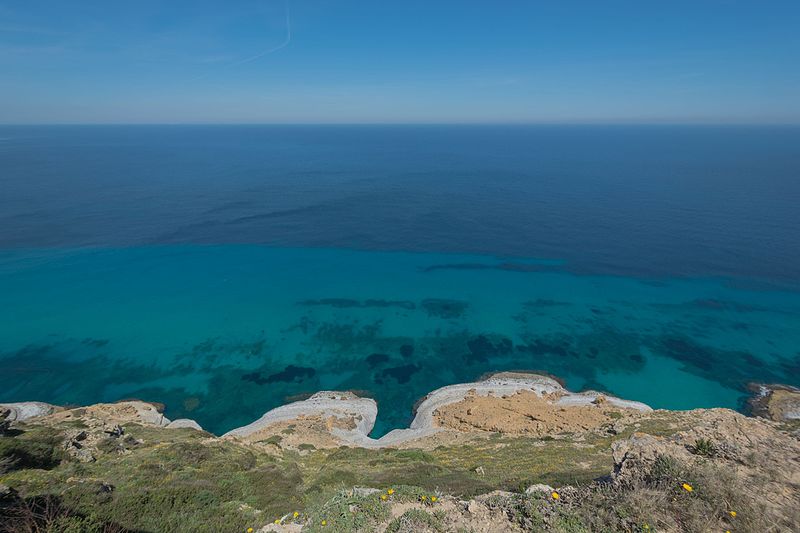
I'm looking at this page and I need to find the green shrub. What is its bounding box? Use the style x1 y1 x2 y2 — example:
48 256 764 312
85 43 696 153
690 438 717 457
304 488 391 533
385 508 446 533
0 435 63 473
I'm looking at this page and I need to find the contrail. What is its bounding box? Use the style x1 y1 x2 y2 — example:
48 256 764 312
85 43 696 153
190 0 291 81
230 0 291 66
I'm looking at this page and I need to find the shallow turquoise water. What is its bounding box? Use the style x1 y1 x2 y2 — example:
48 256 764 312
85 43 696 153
2 245 798 436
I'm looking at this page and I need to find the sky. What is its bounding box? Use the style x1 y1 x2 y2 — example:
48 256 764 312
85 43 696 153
1 0 799 124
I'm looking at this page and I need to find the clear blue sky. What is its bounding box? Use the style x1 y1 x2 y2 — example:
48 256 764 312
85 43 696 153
1 0 799 124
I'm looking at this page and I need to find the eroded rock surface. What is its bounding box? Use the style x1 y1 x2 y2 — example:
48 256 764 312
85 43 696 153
748 382 800 421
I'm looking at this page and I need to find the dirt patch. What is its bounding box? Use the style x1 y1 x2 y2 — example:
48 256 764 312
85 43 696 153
231 415 361 451
433 390 638 436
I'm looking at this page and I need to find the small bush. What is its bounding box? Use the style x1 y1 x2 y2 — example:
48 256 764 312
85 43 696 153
304 488 390 533
385 508 446 533
0 435 63 473
646 454 681 484
0 494 132 533
690 438 717 457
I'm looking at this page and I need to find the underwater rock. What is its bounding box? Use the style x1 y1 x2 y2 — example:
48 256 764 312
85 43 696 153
659 337 716 371
366 353 390 368
466 334 513 363
377 364 420 384
517 338 572 358
243 365 316 385
421 298 469 319
299 298 415 309
81 338 110 347
399 344 414 358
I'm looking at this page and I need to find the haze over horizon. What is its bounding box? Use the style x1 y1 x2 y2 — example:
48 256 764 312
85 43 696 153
1 0 799 124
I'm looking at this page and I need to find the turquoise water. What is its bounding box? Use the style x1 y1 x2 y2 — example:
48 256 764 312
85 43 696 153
2 125 799 436
2 245 798 436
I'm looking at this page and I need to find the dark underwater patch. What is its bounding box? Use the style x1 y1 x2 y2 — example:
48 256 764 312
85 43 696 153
0 341 188 414
742 353 763 367
421 263 560 274
283 316 312 335
523 299 571 309
517 338 573 358
421 299 469 319
366 353 390 368
377 364 420 384
658 337 716 371
654 299 769 314
649 333 790 391
687 299 765 313
299 298 415 310
175 337 266 366
242 365 316 385
313 322 383 351
399 344 414 358
80 338 109 348
466 334 513 363
778 353 800 376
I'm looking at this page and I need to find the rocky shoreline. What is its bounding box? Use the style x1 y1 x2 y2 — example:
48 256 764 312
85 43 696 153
3 373 799 532
3 372 653 449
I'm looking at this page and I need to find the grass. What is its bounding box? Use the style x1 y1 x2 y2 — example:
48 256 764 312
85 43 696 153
385 509 446 532
689 437 717 457
2 421 613 532
302 488 390 533
0 427 64 474
1 412 794 533
299 435 612 498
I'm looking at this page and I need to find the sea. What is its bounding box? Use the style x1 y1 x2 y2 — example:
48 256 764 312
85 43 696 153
1 124 799 436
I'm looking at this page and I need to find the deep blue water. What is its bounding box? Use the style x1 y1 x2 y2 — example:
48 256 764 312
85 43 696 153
1 125 799 436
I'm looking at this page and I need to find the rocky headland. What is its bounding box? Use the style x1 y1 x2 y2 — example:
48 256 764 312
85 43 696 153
2 373 799 532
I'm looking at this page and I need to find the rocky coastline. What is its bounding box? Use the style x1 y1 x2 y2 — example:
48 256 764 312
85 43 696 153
2 373 799 532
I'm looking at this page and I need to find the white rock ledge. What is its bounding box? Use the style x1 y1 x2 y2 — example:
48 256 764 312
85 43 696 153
224 373 652 449
0 401 58 421
166 418 204 431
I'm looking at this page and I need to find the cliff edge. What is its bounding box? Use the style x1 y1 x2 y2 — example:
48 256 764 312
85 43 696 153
2 374 798 533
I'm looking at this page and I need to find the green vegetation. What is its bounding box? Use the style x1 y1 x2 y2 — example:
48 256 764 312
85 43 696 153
1 411 796 533
385 509 446 532
0 427 64 474
689 437 717 457
0 417 615 532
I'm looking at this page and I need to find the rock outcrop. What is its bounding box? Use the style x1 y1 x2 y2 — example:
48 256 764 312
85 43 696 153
0 402 59 422
747 382 800 421
223 372 651 449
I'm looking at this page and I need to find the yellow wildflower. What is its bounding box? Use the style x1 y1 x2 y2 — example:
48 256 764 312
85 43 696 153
321 519 327 526
421 495 427 501
682 483 693 492
274 519 280 524
293 511 299 518
729 511 736 517
431 496 438 502
387 488 395 495
551 491 560 500
380 494 388 501
247 529 254 533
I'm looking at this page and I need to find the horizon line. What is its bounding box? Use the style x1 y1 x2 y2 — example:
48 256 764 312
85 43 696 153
2 121 799 127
